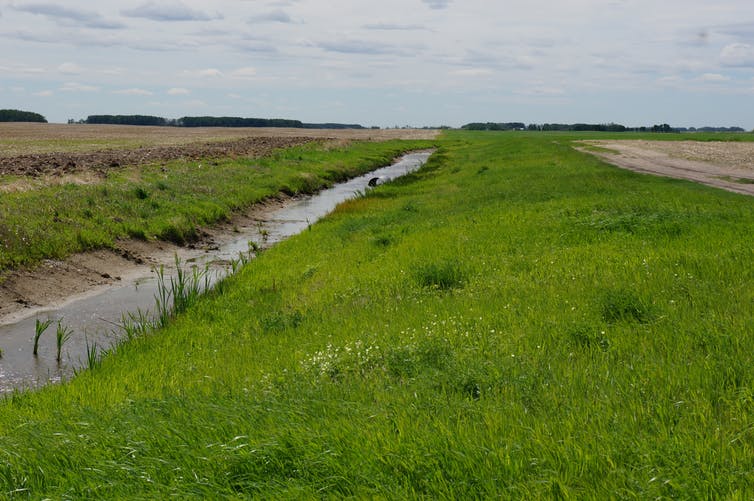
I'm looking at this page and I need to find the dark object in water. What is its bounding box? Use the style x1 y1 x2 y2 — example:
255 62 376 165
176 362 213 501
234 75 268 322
368 177 380 187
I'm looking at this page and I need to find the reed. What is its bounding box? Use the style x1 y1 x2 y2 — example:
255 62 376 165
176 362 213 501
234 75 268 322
55 321 73 363
154 256 211 328
33 318 53 356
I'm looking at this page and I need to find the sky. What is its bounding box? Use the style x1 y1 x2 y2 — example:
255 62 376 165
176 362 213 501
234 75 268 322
1 0 754 128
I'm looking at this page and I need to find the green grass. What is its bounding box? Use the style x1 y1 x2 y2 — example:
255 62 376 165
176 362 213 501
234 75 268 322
0 139 433 272
1 131 754 498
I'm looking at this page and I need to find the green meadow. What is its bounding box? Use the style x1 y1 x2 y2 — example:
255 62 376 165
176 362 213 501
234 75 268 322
1 131 754 498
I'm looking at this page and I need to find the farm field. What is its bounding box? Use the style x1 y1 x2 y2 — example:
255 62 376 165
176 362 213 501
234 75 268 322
0 123 437 178
1 130 754 497
0 123 437 156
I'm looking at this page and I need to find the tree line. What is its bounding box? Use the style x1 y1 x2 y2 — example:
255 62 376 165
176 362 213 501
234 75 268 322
80 115 365 129
463 122 750 133
463 122 675 132
0 109 47 123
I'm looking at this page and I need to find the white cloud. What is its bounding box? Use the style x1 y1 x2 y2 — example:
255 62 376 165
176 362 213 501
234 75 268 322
657 76 683 85
198 68 223 78
231 67 257 80
697 73 730 82
60 82 99 92
167 87 191 95
113 88 154 96
451 68 494 77
121 2 223 22
11 3 124 29
364 23 428 31
0 64 44 75
317 39 409 56
249 9 293 24
514 86 566 96
58 62 83 75
720 43 754 67
422 0 451 9
33 90 54 97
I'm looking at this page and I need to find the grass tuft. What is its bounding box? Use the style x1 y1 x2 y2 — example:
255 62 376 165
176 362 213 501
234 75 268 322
599 288 653 323
134 186 150 199
414 259 466 290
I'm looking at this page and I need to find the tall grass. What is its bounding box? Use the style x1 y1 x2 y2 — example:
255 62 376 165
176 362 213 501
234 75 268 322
0 131 753 497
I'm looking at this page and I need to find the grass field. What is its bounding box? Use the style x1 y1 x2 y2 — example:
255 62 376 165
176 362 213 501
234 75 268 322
1 131 754 498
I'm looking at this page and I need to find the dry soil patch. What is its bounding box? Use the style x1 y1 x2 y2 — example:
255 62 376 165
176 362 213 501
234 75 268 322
577 140 754 196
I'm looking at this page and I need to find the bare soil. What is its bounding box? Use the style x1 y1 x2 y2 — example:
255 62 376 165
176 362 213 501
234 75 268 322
577 140 754 196
0 123 438 178
0 136 314 177
0 123 437 153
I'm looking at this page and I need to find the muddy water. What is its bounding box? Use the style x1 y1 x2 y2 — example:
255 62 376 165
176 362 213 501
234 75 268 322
0 151 433 394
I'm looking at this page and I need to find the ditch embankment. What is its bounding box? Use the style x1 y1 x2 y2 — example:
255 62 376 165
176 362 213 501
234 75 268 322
0 151 433 393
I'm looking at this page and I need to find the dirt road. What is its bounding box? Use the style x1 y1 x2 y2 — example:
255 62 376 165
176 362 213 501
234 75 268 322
577 140 754 196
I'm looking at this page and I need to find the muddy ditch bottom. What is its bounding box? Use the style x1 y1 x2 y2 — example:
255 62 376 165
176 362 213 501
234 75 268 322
0 151 433 394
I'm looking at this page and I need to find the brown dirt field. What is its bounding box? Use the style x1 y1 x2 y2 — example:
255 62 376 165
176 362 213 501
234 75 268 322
0 123 438 155
577 140 754 196
0 136 315 178
0 123 438 178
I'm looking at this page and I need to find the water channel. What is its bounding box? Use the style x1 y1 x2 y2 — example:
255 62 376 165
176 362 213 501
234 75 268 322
0 151 433 394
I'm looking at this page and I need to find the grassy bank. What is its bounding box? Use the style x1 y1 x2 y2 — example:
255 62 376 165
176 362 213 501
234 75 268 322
1 131 753 497
0 139 432 272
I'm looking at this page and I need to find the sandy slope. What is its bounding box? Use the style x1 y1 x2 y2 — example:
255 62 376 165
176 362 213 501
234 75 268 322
577 140 754 196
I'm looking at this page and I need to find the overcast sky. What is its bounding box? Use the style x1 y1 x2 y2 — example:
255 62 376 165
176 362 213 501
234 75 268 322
2 0 754 128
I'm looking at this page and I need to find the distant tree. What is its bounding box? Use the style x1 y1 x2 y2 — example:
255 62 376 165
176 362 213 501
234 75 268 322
302 122 364 129
178 116 364 129
179 116 305 128
461 122 525 131
0 109 47 123
525 122 630 132
86 115 168 126
651 124 674 133
78 114 365 129
692 126 745 133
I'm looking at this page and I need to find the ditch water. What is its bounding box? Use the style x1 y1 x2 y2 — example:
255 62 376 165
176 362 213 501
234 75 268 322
0 151 433 394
